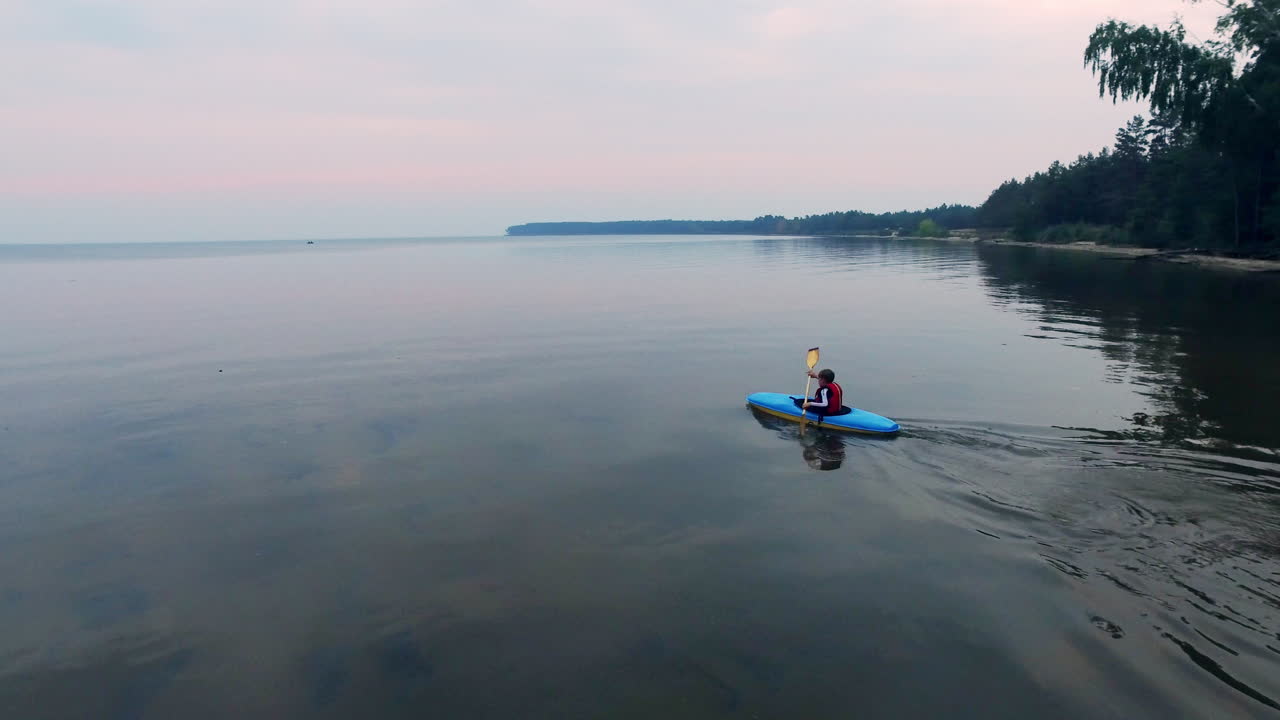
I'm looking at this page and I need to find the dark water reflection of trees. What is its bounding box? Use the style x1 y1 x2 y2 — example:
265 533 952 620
974 244 1280 453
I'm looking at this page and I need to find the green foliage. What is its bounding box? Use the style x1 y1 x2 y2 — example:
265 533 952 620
982 1 1278 250
977 117 1235 248
1084 19 1236 133
914 219 948 237
1037 223 1131 245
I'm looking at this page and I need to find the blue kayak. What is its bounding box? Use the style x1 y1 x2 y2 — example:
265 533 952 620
746 392 900 435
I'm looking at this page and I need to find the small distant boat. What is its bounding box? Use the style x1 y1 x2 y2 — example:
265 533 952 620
746 392 900 435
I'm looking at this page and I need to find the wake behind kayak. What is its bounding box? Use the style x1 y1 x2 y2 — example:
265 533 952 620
746 392 900 435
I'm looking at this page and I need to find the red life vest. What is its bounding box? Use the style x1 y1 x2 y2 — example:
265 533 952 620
825 381 844 414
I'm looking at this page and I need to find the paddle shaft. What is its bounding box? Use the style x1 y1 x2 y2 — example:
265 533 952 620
798 376 814 433
799 347 820 434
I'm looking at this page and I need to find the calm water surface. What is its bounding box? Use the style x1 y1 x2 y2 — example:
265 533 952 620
0 235 1278 718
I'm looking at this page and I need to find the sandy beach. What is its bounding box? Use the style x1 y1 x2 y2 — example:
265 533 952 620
870 235 1280 273
980 239 1280 272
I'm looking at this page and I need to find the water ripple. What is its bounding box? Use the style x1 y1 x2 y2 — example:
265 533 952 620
897 419 1280 714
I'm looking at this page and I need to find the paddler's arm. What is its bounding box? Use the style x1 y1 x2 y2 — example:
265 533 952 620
804 387 830 411
803 370 819 407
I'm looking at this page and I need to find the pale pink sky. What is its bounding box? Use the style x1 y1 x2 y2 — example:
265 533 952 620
0 0 1221 241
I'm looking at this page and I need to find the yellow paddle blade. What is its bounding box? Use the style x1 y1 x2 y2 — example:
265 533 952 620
806 347 820 369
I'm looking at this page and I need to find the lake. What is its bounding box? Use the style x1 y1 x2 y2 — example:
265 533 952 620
0 235 1277 719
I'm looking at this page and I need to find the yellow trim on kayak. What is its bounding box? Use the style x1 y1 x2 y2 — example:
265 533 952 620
748 403 895 435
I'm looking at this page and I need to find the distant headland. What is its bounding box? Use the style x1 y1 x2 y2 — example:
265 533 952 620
506 205 977 238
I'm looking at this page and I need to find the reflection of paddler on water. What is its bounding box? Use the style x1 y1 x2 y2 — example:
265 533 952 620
802 432 846 471
746 405 849 471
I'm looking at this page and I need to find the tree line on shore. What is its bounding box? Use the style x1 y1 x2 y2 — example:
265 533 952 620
979 0 1278 251
510 1 1277 252
506 205 976 238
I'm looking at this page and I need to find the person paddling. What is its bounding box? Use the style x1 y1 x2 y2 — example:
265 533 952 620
793 369 849 418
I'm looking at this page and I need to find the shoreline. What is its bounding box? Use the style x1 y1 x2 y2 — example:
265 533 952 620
862 235 1280 273
505 231 1280 273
